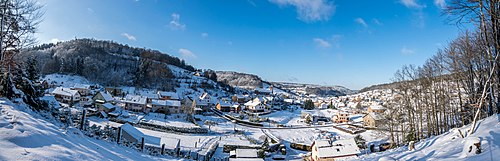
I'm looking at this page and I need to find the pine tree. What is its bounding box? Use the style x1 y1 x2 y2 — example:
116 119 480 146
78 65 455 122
26 57 39 81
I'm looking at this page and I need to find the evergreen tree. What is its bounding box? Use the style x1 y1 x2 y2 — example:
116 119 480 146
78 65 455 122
303 99 315 110
26 57 39 81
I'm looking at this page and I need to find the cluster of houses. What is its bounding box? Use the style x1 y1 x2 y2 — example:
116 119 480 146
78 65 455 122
47 84 185 117
45 81 284 119
296 89 393 128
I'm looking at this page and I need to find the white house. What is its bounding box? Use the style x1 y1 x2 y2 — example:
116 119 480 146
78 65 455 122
51 87 81 103
151 99 182 114
244 100 266 113
311 138 360 161
229 149 263 161
71 83 91 96
122 94 148 112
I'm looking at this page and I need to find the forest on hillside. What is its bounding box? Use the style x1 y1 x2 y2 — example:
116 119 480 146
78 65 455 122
383 0 500 146
18 39 197 90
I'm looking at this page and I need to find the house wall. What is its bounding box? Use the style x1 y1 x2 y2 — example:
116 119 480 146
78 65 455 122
217 104 231 112
126 103 145 112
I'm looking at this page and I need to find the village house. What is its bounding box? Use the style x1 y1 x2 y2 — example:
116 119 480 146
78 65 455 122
142 92 159 103
105 87 124 97
98 102 116 113
368 105 386 113
51 87 81 103
231 103 243 113
229 149 263 161
363 112 384 128
244 99 267 113
231 94 248 103
216 101 232 112
92 91 115 105
123 94 148 112
199 92 212 103
311 138 360 161
151 99 182 114
157 91 179 100
333 112 350 123
71 83 91 96
192 98 210 114
254 87 272 95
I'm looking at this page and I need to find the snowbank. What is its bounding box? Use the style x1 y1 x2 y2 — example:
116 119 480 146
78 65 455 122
0 98 180 160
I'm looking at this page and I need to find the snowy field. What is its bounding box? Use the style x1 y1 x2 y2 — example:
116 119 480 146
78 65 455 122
0 99 180 161
356 114 500 161
141 113 199 128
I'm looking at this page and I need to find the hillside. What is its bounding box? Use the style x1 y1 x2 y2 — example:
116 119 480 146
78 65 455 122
18 39 195 90
215 71 264 89
271 82 354 97
356 114 500 161
0 99 180 161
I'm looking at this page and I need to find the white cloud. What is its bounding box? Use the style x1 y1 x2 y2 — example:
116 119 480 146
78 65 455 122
372 18 382 25
179 48 196 58
401 46 415 55
169 13 186 30
49 38 62 44
400 0 425 9
247 0 257 7
413 11 425 28
269 0 336 23
121 33 136 41
331 35 341 48
313 38 331 48
434 0 446 9
201 33 208 38
354 18 368 27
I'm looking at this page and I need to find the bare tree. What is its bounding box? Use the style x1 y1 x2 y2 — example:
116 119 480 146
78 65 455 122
0 0 43 61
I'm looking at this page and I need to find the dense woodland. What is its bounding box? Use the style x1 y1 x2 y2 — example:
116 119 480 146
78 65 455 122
384 0 500 146
18 39 197 90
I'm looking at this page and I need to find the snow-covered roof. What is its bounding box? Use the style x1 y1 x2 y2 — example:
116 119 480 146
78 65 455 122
244 100 261 107
101 103 115 110
234 94 247 99
366 112 384 121
235 149 258 158
101 91 114 102
100 111 108 118
151 99 181 107
199 93 210 100
195 99 209 106
120 124 160 146
157 91 179 100
370 105 385 110
51 87 79 97
217 101 232 107
313 138 360 158
123 94 147 105
72 83 90 89
142 93 159 99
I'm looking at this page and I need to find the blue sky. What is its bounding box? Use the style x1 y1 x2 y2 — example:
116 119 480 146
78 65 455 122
36 0 468 90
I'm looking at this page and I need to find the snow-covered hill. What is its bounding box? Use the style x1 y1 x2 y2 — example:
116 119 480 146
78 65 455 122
356 114 500 161
0 99 180 161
